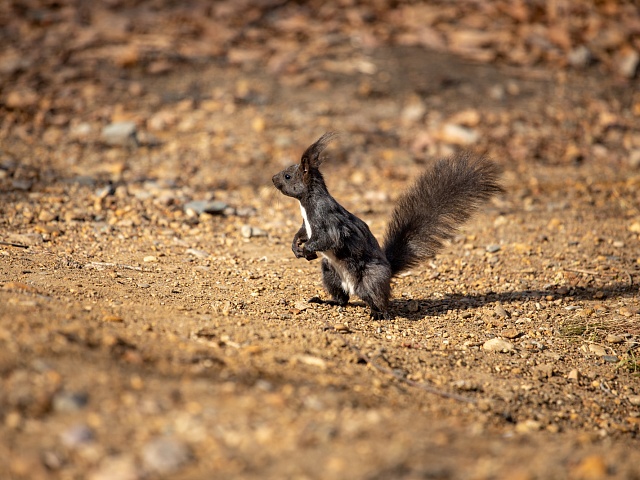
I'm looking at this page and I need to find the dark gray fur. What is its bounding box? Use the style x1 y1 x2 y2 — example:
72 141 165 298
383 151 504 275
272 132 503 319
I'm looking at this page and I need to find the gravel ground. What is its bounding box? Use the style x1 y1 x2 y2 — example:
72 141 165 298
1 1 639 479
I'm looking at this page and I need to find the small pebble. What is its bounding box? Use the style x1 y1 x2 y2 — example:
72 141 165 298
401 99 426 123
70 122 92 140
42 450 64 470
567 45 592 68
501 327 520 339
12 179 33 191
486 244 501 253
183 200 227 216
602 355 618 363
137 283 151 289
292 301 308 312
546 424 560 434
241 225 267 238
406 300 420 313
143 256 157 263
567 369 580 381
489 84 505 100
89 455 140 480
619 306 637 317
7 233 43 246
60 424 94 448
255 379 274 391
5 87 38 109
451 379 480 391
53 391 89 412
141 437 190 474
533 363 555 379
515 419 542 433
482 338 514 353
186 248 209 259
616 47 639 78
292 355 327 369
235 206 257 217
588 344 607 356
440 123 479 145
628 395 640 406
38 210 57 222
241 225 253 238
494 304 510 318
95 185 116 199
101 121 138 147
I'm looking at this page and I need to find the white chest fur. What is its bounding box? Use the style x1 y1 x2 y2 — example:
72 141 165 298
299 203 355 295
299 203 312 238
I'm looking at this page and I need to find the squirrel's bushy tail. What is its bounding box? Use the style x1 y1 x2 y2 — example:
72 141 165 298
383 152 503 276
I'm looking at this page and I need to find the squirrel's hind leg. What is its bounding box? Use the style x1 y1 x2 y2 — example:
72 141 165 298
357 264 392 320
321 258 349 306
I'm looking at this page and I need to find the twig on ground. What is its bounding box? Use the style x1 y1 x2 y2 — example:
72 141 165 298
563 268 616 277
85 261 143 271
0 240 29 249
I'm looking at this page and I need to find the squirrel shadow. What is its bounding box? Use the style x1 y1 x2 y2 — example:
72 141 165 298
387 282 638 321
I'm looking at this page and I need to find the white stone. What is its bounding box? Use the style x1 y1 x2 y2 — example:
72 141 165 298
482 338 515 353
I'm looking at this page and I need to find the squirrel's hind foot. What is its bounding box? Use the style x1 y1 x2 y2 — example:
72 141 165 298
370 309 392 321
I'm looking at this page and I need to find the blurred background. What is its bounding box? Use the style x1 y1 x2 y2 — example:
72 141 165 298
1 4 640 479
1 0 638 190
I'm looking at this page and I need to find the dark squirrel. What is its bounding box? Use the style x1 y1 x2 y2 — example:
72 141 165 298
272 132 503 319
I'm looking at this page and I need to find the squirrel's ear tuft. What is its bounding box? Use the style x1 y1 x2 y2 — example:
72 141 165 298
301 155 310 175
301 131 339 168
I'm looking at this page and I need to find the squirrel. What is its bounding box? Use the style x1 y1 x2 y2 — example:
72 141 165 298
272 132 503 319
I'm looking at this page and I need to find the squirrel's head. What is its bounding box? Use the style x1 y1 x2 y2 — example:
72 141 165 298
272 132 337 199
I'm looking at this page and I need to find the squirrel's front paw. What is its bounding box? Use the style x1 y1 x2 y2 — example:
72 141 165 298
302 247 318 261
292 244 305 258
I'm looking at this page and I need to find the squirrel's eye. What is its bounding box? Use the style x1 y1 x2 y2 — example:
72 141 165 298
284 174 291 180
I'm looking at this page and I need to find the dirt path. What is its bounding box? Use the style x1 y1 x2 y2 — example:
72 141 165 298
1 2 640 479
